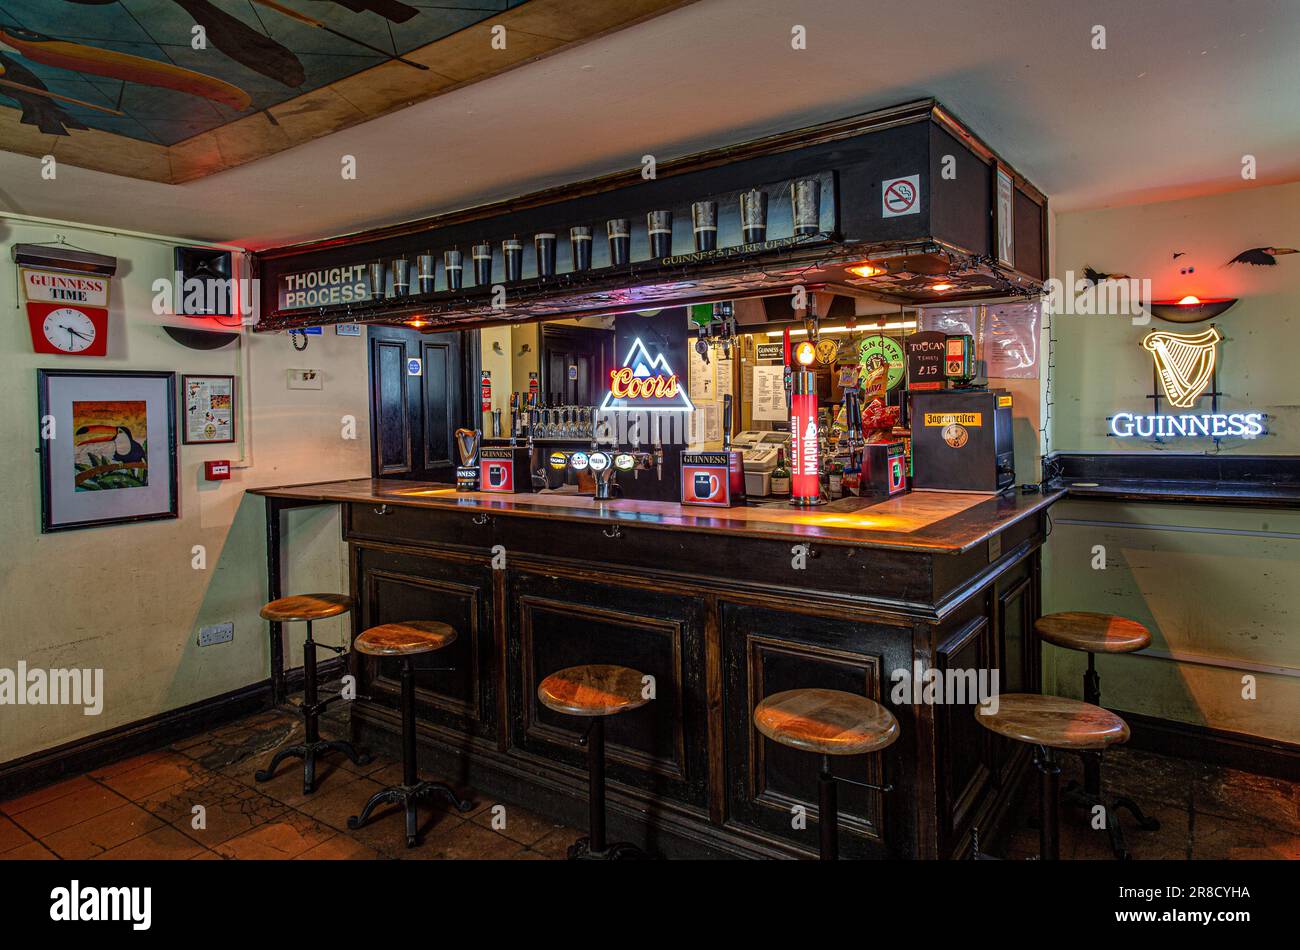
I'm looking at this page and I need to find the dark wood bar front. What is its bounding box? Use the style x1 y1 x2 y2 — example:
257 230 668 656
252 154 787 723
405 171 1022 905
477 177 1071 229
253 478 1060 859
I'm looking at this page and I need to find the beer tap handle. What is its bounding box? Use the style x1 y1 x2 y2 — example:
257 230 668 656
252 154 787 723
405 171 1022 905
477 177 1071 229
722 394 732 450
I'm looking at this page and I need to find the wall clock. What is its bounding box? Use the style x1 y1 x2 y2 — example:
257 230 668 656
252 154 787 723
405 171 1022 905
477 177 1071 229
27 302 108 356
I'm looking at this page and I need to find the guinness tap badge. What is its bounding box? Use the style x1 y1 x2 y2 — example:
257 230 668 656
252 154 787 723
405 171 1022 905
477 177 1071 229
1143 327 1220 408
454 427 481 492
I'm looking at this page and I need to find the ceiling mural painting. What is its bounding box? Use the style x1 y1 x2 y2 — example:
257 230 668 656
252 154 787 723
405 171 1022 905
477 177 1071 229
0 0 693 183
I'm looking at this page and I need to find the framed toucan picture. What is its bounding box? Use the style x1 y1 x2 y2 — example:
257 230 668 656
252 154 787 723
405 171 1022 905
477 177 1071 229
37 369 178 533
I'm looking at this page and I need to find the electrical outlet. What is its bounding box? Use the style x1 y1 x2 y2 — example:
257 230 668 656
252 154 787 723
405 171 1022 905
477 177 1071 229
287 368 322 390
198 622 234 647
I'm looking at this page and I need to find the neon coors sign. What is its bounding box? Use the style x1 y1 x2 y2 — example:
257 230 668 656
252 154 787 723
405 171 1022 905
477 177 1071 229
599 337 696 412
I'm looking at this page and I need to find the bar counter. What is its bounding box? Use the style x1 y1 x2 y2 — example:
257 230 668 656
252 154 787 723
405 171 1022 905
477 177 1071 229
252 478 1063 858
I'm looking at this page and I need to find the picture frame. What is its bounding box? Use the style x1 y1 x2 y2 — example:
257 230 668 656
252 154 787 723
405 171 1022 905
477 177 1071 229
37 369 179 533
181 373 237 444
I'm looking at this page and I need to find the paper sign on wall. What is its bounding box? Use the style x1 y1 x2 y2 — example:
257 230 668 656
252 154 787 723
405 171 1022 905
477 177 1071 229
752 364 787 422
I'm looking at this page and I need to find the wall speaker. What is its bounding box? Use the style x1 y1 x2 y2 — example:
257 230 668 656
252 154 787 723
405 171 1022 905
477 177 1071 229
174 247 233 316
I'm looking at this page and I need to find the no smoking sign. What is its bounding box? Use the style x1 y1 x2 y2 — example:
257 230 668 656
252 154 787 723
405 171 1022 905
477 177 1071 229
881 174 921 217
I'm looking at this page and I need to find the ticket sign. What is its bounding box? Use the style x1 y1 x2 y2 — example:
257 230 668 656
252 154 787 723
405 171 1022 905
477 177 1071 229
906 331 947 391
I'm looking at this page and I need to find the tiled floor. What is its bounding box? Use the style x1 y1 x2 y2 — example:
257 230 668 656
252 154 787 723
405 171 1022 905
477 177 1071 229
0 706 580 861
2 704 1296 860
1000 746 1300 860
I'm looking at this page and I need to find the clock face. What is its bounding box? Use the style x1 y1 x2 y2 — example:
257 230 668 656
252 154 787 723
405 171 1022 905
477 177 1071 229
43 307 98 353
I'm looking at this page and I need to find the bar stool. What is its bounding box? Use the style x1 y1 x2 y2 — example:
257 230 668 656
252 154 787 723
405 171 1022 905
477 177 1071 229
255 594 369 794
752 688 898 860
348 621 473 848
537 664 651 860
1036 611 1160 856
974 693 1130 860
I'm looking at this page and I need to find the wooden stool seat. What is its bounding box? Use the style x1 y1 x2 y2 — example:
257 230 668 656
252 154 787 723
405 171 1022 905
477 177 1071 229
537 664 650 717
260 593 352 622
354 621 456 657
976 693 1130 751
1034 611 1150 654
754 688 899 757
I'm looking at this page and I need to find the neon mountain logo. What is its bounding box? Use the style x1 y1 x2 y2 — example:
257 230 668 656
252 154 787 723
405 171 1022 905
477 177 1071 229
599 337 696 412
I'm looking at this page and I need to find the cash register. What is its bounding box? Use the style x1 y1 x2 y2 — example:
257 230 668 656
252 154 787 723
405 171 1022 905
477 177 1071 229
732 430 790 497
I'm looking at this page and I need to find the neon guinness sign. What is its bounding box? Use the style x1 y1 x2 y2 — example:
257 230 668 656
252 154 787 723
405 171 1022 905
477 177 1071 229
1109 411 1265 439
599 337 695 412
1109 327 1266 440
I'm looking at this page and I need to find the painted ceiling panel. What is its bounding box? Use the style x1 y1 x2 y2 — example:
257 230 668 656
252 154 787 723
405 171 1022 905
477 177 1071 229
0 0 525 147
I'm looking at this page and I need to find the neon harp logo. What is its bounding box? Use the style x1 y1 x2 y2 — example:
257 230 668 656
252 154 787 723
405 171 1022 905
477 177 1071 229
1110 326 1266 439
1143 327 1219 408
599 338 696 412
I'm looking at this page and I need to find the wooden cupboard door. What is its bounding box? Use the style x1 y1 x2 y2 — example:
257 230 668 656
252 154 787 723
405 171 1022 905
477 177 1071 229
355 545 496 741
721 602 912 858
506 569 708 808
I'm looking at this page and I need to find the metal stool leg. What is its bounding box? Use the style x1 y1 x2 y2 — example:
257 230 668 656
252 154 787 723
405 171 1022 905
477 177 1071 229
1036 746 1060 861
1065 653 1160 853
347 656 469 848
567 716 648 860
819 755 839 861
255 620 370 793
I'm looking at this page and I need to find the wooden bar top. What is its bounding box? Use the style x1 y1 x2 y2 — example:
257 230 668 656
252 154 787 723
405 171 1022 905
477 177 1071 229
251 477 1062 554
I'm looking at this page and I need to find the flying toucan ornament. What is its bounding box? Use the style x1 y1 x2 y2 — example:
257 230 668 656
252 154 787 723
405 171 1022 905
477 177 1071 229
1082 266 1130 285
1226 247 1298 266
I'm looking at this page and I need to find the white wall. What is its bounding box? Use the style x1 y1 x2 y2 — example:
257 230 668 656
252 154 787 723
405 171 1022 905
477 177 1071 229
1044 181 1300 742
0 214 371 762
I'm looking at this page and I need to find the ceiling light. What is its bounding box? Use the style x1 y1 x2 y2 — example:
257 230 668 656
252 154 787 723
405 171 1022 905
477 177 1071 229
930 283 955 292
846 262 887 279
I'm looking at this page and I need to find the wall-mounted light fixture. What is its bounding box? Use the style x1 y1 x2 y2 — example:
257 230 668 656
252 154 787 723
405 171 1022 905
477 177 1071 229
1147 296 1238 324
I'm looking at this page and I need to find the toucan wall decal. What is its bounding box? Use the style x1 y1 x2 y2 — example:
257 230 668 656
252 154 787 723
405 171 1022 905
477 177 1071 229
1082 266 1130 285
1226 247 1298 266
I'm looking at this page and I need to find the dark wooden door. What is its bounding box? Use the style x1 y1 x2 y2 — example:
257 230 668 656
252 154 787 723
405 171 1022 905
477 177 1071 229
368 326 470 481
541 324 614 405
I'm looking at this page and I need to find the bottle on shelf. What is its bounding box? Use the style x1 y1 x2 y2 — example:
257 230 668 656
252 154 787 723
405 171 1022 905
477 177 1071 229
770 448 791 497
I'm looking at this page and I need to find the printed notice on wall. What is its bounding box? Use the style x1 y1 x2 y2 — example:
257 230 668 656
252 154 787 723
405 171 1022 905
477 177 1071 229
689 346 715 402
184 375 235 444
715 356 733 398
752 365 787 422
688 402 722 445
984 301 1040 378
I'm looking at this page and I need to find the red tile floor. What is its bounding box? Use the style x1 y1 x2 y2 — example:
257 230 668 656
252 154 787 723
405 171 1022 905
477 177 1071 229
0 706 579 861
2 703 1296 860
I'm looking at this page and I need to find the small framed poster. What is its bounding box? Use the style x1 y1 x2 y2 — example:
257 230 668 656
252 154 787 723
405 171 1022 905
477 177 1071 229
182 374 236 444
37 369 178 533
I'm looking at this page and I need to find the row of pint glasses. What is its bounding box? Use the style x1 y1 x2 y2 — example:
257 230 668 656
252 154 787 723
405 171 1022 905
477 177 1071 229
369 178 821 296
